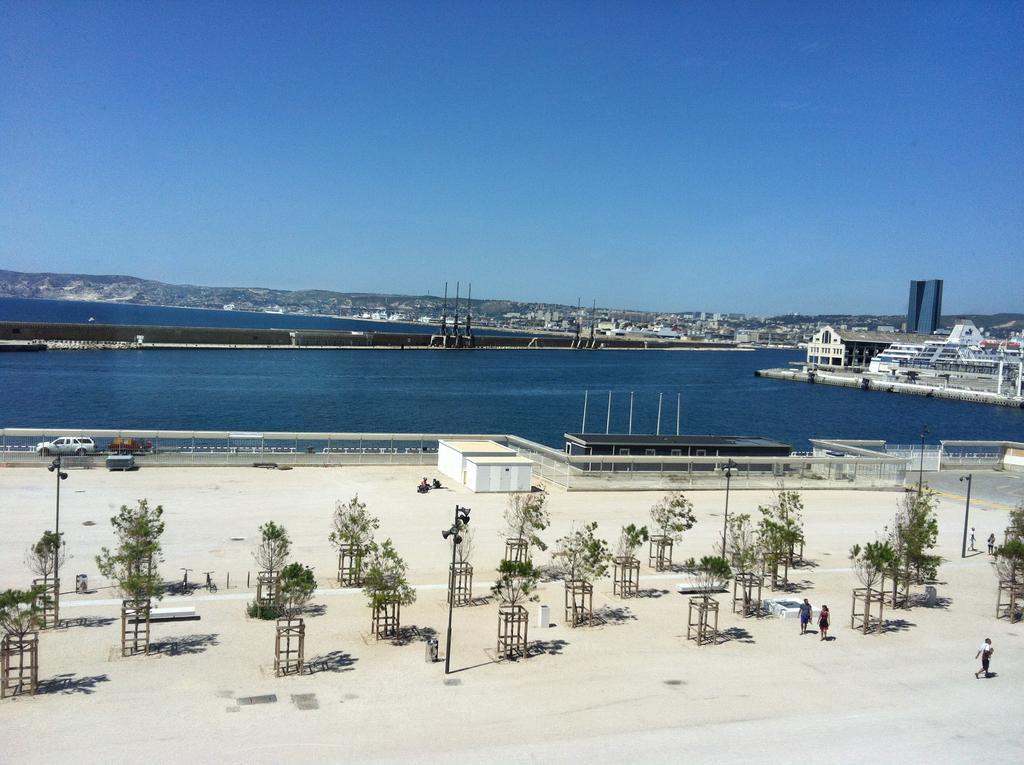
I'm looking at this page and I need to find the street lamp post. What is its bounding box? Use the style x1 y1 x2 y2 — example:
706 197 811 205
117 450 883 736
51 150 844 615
960 474 973 559
721 459 738 558
441 505 471 675
47 456 68 581
917 425 929 494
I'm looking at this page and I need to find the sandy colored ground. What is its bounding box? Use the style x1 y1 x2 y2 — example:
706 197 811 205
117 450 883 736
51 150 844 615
0 465 1020 764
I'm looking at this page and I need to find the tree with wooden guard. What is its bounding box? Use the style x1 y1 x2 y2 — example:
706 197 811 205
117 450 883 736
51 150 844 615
686 556 731 646
1 587 43 698
756 491 805 590
725 514 764 616
329 495 378 587
555 522 611 626
25 530 68 630
491 559 539 660
274 562 316 676
95 499 166 656
502 491 549 563
363 539 416 640
648 492 697 571
849 541 897 634
994 539 1024 623
613 524 648 598
885 489 940 609
249 521 290 619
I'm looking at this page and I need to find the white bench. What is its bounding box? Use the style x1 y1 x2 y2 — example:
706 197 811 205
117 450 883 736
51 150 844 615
675 579 727 595
129 606 198 623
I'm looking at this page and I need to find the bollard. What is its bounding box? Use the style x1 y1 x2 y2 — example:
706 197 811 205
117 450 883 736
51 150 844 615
226 572 230 590
537 604 550 628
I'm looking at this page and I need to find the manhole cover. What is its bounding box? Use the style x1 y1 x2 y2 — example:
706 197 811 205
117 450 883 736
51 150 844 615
237 694 277 706
291 693 319 710
443 678 462 686
230 537 246 542
663 679 684 686
82 521 96 526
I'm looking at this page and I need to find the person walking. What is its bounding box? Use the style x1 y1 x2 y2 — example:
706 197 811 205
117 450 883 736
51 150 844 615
818 604 830 641
975 638 994 678
799 598 812 635
969 528 976 552
987 533 997 555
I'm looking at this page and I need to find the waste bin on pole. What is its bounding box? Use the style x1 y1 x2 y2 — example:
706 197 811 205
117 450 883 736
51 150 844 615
425 636 439 662
76 573 88 593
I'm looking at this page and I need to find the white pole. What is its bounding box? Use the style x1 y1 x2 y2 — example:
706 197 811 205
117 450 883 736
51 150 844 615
997 357 1004 396
676 393 681 435
582 391 589 433
628 392 634 435
656 393 663 435
606 391 612 434
1017 360 1022 398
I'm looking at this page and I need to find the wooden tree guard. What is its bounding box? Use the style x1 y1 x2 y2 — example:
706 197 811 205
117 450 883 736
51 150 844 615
1 632 39 698
497 605 529 660
996 580 1023 623
32 577 60 629
648 536 673 571
337 545 365 587
274 617 305 676
370 599 400 640
448 562 474 607
732 572 764 617
256 570 280 611
850 587 886 634
504 538 529 563
564 580 594 627
613 556 641 598
687 596 719 646
121 598 151 656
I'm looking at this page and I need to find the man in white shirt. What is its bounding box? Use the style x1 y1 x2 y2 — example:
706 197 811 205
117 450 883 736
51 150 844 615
975 638 994 678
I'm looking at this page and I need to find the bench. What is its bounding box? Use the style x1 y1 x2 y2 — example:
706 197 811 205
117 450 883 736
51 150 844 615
129 606 198 624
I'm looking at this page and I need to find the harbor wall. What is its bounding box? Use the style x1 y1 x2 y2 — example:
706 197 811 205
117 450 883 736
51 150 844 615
0 321 737 351
755 367 1024 408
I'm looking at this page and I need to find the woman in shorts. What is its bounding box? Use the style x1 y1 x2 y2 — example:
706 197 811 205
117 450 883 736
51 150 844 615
818 604 830 641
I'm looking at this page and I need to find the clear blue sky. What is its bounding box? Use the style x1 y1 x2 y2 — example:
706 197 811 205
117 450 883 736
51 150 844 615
1 1 1021 315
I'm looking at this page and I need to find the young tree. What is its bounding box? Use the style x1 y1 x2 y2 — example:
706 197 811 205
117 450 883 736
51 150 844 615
555 522 611 584
649 492 697 541
756 515 788 589
888 490 940 605
503 491 550 556
452 526 474 565
689 555 732 598
850 541 897 633
0 587 44 639
95 499 165 601
25 531 68 581
724 513 761 574
277 563 317 619
363 539 417 634
329 495 379 584
757 491 805 585
491 560 541 607
616 523 649 560
1006 502 1024 542
254 521 291 573
994 539 1024 584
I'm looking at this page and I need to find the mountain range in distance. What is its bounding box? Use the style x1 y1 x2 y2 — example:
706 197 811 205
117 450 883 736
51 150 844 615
0 269 1020 330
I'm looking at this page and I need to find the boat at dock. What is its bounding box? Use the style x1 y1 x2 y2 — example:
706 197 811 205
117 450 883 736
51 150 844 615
0 340 47 352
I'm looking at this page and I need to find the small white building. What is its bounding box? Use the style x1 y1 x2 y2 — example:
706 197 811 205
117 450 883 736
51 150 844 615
438 439 523 486
464 455 534 493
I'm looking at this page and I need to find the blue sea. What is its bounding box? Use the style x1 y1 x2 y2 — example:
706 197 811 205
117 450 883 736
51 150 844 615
1 298 1022 448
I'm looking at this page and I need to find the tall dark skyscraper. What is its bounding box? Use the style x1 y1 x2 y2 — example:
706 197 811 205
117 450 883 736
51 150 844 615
907 279 943 334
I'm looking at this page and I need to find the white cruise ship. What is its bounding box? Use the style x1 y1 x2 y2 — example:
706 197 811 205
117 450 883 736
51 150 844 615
869 321 1020 375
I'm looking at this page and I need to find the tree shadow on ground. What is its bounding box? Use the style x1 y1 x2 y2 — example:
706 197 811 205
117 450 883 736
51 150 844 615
593 605 637 626
392 625 437 646
37 673 110 695
537 565 563 583
883 619 916 634
793 559 819 569
150 633 220 656
305 650 358 674
69 616 116 628
636 588 670 599
909 593 953 610
772 580 814 594
528 639 569 657
302 604 327 618
720 626 756 644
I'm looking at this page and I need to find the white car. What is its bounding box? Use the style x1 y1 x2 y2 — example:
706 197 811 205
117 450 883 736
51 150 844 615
35 437 97 456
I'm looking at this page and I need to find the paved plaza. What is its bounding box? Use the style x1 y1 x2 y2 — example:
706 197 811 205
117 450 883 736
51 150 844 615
0 465 1020 764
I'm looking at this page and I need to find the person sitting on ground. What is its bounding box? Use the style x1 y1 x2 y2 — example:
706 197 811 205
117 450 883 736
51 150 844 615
432 478 442 489
418 477 430 493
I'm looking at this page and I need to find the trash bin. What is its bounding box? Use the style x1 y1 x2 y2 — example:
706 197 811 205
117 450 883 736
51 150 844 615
76 573 89 593
425 636 439 663
537 604 550 628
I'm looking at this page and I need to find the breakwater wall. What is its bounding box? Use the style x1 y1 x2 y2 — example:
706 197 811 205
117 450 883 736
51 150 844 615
0 321 738 351
755 367 1024 408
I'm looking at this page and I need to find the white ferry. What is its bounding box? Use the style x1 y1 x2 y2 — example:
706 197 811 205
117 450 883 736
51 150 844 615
869 321 1020 375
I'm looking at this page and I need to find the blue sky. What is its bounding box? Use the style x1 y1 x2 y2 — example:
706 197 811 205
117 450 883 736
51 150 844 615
1 1 1021 315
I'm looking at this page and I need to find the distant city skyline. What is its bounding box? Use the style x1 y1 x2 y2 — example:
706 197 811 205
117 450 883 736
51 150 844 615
2 3 1021 314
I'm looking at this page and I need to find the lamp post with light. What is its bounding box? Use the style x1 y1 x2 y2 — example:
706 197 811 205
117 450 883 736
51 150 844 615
441 505 471 674
721 459 738 559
